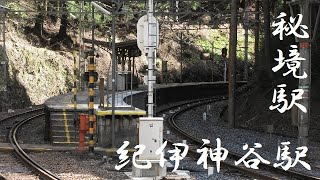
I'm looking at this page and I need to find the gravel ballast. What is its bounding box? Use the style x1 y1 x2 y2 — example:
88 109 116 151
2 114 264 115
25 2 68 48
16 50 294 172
29 151 129 180
174 100 320 178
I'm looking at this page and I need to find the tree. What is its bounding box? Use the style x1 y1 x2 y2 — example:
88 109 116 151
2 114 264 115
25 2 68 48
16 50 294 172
58 1 68 38
32 0 45 37
50 1 73 49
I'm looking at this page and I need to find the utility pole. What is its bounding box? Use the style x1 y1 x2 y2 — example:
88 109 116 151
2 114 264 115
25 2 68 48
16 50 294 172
228 0 237 128
297 1 311 147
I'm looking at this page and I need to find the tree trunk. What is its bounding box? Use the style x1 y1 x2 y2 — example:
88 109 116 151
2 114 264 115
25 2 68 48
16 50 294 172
254 0 260 70
50 1 72 49
33 1 44 37
260 0 273 83
58 2 68 37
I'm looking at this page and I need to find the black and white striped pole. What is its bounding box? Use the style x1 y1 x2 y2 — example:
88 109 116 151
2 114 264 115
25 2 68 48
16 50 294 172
88 4 96 155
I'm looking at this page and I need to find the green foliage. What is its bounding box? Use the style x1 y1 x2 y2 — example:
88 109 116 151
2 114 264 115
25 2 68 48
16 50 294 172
66 2 111 27
196 29 255 62
190 1 201 10
6 2 28 19
135 3 146 9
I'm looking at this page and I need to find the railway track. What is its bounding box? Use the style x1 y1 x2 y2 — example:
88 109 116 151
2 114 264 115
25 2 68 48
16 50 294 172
0 107 43 144
0 107 60 180
9 112 61 180
158 97 320 180
0 107 44 179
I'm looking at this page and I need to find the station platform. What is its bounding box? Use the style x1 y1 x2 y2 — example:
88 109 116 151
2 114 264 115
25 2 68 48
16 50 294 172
44 88 146 147
43 82 246 147
44 81 240 111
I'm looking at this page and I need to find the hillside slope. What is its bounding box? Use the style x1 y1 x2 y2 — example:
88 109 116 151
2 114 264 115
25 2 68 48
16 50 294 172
2 25 74 109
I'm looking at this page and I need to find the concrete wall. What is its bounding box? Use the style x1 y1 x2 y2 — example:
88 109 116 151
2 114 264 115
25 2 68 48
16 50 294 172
126 82 246 110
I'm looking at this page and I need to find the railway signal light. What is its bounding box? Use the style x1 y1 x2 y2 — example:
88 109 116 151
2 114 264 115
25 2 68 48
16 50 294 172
222 47 228 58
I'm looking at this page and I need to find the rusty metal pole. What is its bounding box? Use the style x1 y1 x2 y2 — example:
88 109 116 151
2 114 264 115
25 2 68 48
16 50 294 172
228 0 237 128
254 0 260 70
298 1 311 147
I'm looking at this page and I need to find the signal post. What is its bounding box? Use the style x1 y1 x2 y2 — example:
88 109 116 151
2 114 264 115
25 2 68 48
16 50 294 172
133 0 166 178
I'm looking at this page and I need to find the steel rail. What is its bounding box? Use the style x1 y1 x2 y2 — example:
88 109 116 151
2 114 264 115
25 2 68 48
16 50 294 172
165 98 284 180
0 107 44 123
166 98 320 180
8 113 61 180
156 97 280 179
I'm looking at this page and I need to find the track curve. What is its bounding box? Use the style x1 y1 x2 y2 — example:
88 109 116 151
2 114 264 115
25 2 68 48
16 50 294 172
166 97 320 180
8 110 60 180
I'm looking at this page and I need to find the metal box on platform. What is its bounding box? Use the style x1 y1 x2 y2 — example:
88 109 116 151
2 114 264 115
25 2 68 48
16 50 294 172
95 106 146 148
132 117 166 178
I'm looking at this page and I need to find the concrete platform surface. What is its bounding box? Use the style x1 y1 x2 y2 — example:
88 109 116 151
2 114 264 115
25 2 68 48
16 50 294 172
45 89 142 111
